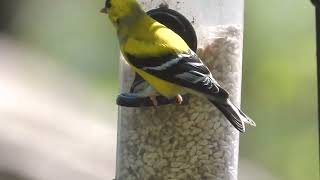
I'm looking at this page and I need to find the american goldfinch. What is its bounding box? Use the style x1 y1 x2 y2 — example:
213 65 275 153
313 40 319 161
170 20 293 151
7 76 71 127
101 0 256 132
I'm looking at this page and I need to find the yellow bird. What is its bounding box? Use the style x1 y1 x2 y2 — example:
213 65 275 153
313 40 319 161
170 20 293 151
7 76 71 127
101 0 256 132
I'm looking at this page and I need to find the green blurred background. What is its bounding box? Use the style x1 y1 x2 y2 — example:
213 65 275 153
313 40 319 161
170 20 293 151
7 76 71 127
0 0 318 179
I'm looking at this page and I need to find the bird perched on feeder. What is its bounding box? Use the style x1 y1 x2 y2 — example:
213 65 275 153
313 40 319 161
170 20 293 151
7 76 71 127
100 0 256 132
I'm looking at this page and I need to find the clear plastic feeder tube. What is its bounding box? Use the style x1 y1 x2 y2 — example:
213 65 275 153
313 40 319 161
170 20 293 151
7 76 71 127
116 0 244 179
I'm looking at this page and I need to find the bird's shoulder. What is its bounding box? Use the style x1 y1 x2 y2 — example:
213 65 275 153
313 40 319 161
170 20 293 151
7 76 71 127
122 17 189 57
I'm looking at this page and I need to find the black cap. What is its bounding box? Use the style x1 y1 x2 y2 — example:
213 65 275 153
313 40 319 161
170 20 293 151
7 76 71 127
105 0 111 8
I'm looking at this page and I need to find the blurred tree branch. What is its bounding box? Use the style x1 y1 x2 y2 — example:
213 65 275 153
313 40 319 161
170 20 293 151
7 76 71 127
0 0 21 33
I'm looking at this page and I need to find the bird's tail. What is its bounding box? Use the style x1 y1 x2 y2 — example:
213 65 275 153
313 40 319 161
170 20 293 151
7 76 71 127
209 99 256 133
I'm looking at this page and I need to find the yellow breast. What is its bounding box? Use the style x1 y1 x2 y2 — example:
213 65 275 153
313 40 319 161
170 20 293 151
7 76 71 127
132 66 184 97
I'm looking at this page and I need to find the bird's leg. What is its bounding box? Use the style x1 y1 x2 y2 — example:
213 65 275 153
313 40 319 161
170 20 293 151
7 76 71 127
135 85 159 107
149 95 158 114
149 95 158 106
175 94 183 105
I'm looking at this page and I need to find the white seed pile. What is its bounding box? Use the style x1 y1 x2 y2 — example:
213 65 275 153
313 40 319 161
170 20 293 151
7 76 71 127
117 25 242 180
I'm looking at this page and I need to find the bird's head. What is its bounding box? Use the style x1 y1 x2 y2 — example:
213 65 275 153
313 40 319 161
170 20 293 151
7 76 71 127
100 0 144 27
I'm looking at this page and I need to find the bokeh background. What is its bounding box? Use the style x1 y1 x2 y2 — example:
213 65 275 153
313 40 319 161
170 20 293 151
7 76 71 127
0 0 318 180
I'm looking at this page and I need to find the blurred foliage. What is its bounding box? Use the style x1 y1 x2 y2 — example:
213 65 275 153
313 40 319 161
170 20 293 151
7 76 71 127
13 0 120 94
242 0 318 180
9 0 319 179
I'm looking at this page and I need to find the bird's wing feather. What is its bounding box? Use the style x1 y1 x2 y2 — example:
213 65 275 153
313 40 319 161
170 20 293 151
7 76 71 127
126 50 229 98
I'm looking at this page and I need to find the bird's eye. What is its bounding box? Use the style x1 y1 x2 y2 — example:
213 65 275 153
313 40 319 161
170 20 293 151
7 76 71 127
105 0 111 8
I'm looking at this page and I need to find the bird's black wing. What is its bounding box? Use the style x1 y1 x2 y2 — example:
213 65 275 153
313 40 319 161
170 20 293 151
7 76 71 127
125 50 229 99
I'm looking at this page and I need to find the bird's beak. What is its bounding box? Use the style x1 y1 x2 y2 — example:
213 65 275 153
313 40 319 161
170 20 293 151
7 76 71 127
100 8 108 14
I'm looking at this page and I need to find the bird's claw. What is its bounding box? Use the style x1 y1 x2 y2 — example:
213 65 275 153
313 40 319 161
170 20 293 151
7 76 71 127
175 94 183 105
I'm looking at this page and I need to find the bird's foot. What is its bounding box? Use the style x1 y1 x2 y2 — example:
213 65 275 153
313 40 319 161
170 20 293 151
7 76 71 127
175 94 183 105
